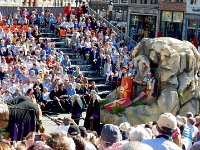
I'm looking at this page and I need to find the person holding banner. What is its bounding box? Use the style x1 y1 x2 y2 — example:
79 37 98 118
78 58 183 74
132 71 158 104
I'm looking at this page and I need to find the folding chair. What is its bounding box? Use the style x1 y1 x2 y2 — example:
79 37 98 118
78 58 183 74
3 25 8 32
9 25 15 32
22 25 28 32
16 25 21 31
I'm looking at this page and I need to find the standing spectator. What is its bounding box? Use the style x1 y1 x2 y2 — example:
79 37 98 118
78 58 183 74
104 58 113 84
188 117 198 141
64 3 72 22
81 2 88 14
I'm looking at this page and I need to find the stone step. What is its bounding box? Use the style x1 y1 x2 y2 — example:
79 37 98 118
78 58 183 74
71 64 91 69
40 37 61 42
55 48 72 53
88 77 104 81
80 70 97 77
98 90 112 98
41 32 54 37
96 84 111 91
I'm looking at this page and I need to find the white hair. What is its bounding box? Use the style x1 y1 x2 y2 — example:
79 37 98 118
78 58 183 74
129 126 151 142
64 136 75 150
0 103 9 113
122 141 153 150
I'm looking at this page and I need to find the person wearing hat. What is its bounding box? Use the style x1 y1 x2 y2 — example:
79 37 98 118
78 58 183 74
142 113 182 150
132 71 158 104
33 85 45 109
84 90 100 134
37 70 44 83
68 125 81 137
119 122 131 140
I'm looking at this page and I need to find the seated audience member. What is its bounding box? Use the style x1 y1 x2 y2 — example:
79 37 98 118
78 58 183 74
132 71 157 104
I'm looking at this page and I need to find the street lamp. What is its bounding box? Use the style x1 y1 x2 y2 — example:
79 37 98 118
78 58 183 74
108 0 113 21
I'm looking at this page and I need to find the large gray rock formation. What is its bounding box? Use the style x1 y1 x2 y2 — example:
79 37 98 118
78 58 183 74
102 37 200 126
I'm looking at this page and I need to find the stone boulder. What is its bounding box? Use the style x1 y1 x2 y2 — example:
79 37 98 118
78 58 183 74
101 37 200 126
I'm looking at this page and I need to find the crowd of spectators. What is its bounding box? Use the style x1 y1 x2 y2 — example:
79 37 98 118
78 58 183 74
1 112 200 150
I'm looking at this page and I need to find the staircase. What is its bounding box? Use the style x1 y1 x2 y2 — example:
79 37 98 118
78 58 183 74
40 32 112 99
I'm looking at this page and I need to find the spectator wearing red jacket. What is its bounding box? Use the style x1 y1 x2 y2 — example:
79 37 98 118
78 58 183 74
75 5 83 22
64 3 72 21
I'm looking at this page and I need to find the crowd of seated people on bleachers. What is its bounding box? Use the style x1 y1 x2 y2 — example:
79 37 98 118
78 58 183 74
0 2 104 133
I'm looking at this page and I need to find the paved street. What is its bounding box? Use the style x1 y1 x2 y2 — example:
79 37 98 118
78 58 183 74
42 112 86 134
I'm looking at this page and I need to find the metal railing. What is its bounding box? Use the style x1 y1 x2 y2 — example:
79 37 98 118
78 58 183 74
0 6 65 16
88 7 137 46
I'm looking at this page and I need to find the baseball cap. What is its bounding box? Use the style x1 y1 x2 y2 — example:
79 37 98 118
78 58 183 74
101 124 122 146
119 122 131 132
157 113 177 134
68 125 80 136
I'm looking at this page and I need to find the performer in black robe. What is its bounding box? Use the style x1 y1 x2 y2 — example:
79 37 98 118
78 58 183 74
84 92 100 135
71 95 83 125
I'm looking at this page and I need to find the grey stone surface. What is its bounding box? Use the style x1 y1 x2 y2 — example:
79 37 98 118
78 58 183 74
42 112 86 134
101 38 200 126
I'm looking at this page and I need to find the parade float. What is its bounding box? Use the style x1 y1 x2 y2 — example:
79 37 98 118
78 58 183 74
100 37 200 126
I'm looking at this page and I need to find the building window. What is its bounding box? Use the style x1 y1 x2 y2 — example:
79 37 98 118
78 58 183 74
191 0 198 4
140 0 147 4
173 12 183 23
113 0 119 3
131 0 138 3
151 0 158 4
121 0 128 3
162 11 172 22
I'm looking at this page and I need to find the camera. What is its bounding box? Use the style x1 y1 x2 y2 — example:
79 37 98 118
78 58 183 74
34 134 41 141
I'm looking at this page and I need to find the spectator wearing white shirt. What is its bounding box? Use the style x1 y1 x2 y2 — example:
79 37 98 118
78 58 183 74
8 80 17 94
0 27 5 40
23 56 33 70
104 59 113 84
58 117 76 135
2 89 13 102
22 79 33 94
42 87 50 102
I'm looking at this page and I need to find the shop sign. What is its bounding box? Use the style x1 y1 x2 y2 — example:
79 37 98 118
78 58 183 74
186 0 200 14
